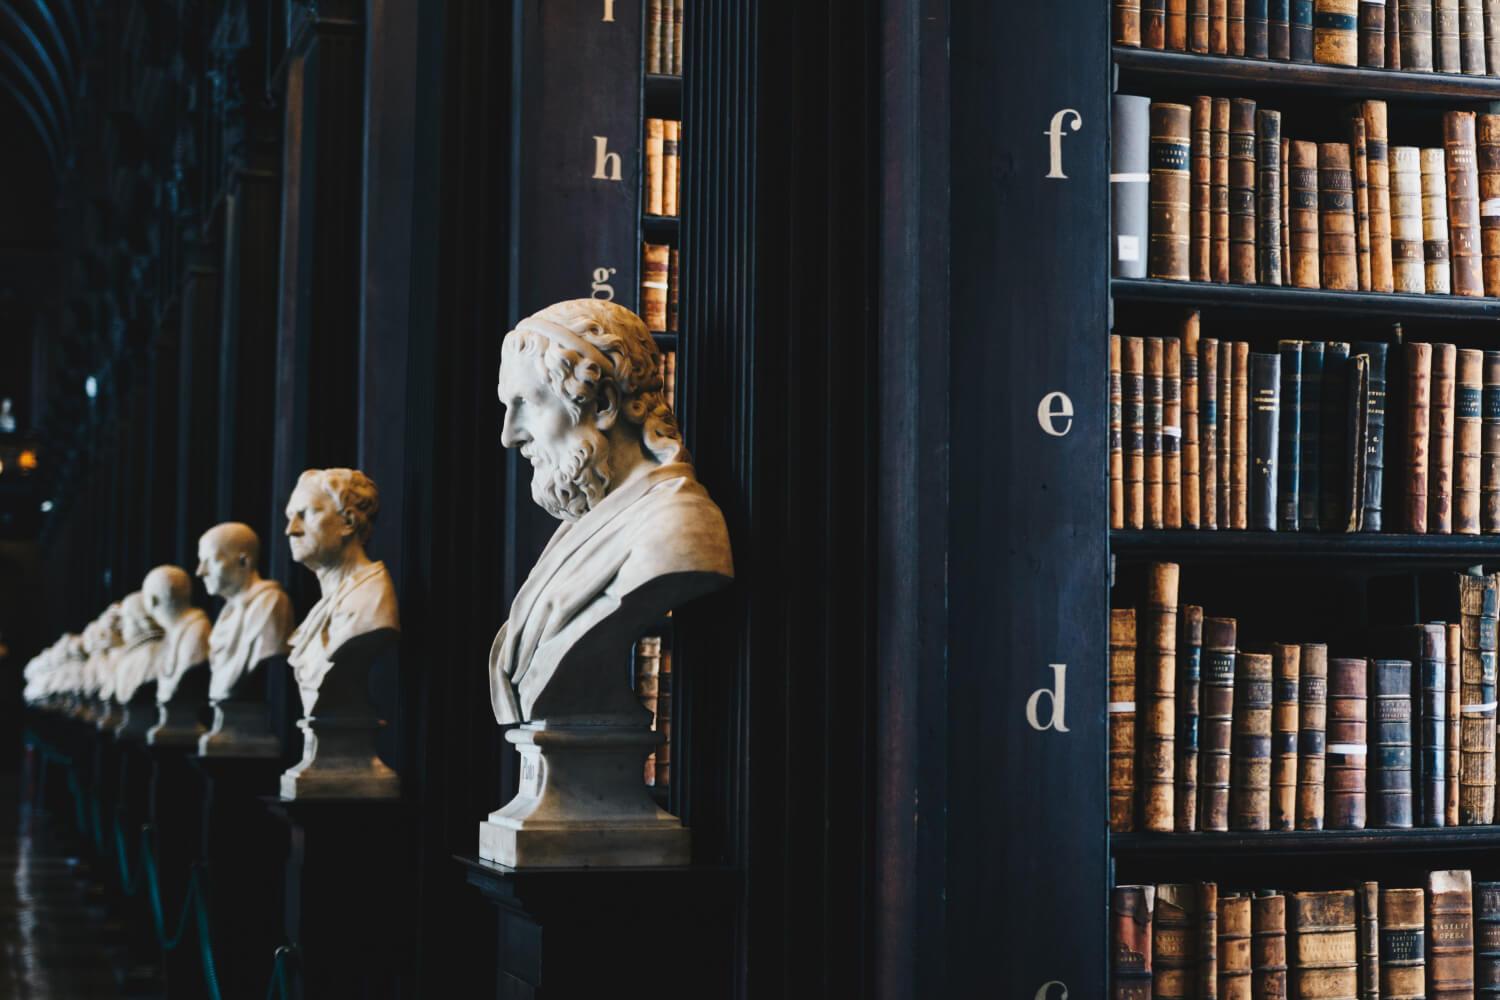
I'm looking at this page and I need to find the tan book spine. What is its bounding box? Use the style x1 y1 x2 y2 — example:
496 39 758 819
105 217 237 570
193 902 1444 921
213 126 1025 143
1253 893 1288 1000
1290 890 1358 1000
1358 882 1380 1000
641 242 670 332
1154 884 1196 1000
1230 651 1273 830
660 0 676 74
1192 0 1212 49
1200 617 1238 831
1230 99 1259 285
1380 887 1427 1000
1459 571 1497 824
1431 342 1457 534
1151 103 1194 282
1297 643 1329 830
1219 339 1234 526
1390 0 1405 67
1289 140 1322 288
1202 338 1220 530
1319 142 1359 290
1212 0 1230 51
1169 0 1191 46
1193 96 1214 283
1423 147 1454 294
1232 341 1250 529
1407 341 1434 532
1166 338 1184 528
1111 609 1138 832
1327 657 1369 830
671 0 683 74
1282 137 1292 285
663 119 680 217
1214 99 1232 283
1391 145 1429 293
1183 315 1202 529
647 0 664 71
1457 348 1484 533
1363 101 1396 292
1114 886 1155 1000
1351 115 1373 290
1478 114 1500 296
1447 111 1486 296
1113 335 1125 530
1147 337 1166 529
1141 562 1180 832
645 118 665 216
1200 883 1220 999
1220 895 1253 1000
1316 0 1361 63
1230 0 1248 51
1427 870 1475 998
1486 352 1500 531
1271 642 1301 831
1447 620 1463 824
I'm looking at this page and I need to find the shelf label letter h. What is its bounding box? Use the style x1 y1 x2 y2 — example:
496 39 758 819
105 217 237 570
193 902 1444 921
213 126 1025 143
1026 664 1070 733
593 137 623 181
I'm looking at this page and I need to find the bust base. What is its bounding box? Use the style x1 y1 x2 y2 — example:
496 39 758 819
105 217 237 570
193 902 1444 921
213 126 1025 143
279 717 400 800
477 721 689 868
199 700 280 758
146 702 205 747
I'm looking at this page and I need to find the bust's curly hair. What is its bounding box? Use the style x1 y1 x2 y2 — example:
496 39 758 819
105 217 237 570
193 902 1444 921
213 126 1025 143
502 299 688 465
298 468 381 544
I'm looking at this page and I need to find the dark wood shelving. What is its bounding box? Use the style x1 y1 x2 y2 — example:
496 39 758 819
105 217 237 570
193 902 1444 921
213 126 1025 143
1112 277 1500 320
642 214 680 243
644 72 683 103
653 331 678 351
1113 46 1500 101
1112 825 1500 857
1112 530 1500 566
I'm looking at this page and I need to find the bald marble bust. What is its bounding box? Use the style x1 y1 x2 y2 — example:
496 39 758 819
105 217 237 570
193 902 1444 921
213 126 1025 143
198 522 293 702
145 565 211 704
112 592 166 704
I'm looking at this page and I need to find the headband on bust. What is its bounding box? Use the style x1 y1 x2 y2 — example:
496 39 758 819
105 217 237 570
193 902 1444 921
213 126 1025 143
513 317 615 374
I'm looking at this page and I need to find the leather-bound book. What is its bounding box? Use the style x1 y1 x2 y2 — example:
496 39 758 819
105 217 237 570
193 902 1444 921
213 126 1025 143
667 249 680 332
1201 883 1221 999
1200 617 1238 832
1233 341 1251 529
1303 341 1326 529
1221 895 1253 1000
1487 0 1500 73
1193 0 1213 48
1112 335 1125 530
1111 608 1139 832
1327 656 1369 829
1283 138 1293 284
1363 101 1396 293
1291 891 1358 999
1216 0 1234 52
1319 143 1359 291
1141 562 1180 832
1422 148 1454 294
647 0 664 71
1166 338 1184 528
1486 352 1500 531
1406 341 1434 533
1401 0 1437 68
641 242 670 332
1447 112 1487 297
1151 103 1194 283
1114 885 1155 1000
660 0 675 74
1169 0 1192 47
1231 651 1273 830
1231 0 1249 50
1477 115 1500 296
1346 352 1372 532
1461 0 1487 70
1355 341 1390 533
1184 317 1202 529
1381 887 1427 1000
1427 870 1475 999
1249 353 1281 531
1436 0 1463 68
1359 882 1380 1000
1221 342 1235 527
1203 338 1221 530
1258 111 1284 285
670 0 683 74
1457 349 1484 534
1271 0 1293 55
1146 0 1169 46
1419 623 1450 826
1230 100 1259 285
1391 146 1429 292
1214 99 1232 283
1247 0 1270 52
1279 341 1302 530
1460 571 1498 823
1193 97 1214 283
1126 337 1147 530
1351 116 1374 290
1177 606 1205 832
1290 141 1323 288
1371 658 1415 827
1271 642 1301 830
1316 0 1361 62
1293 0 1316 57
1359 0 1387 62
646 118 665 217
1254 893 1288 1000
1391 0 1405 65
1448 621 1464 825
1475 881 1500 998
1155 884 1196 1000
1322 343 1352 530
663 120 680 217
1297 643 1330 829
1431 342 1458 535
1147 338 1166 529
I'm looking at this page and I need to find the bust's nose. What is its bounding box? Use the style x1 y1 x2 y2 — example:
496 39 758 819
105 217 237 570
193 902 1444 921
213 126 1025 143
500 409 526 449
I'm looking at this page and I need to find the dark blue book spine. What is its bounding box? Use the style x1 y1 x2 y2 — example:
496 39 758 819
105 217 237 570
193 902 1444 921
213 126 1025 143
1291 0 1315 60
1418 626 1447 828
1355 341 1389 533
1279 341 1302 531
1251 352 1281 531
1247 0 1271 54
1371 658 1414 829
1300 342 1324 530
1321 343 1351 530
1269 0 1291 57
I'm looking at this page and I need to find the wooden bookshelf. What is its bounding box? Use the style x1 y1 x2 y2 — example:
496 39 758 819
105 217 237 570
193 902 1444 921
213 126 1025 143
1111 530 1500 566
1112 277 1500 319
1113 825 1500 857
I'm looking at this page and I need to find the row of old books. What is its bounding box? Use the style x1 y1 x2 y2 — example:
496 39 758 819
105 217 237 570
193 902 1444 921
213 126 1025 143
1110 320 1500 534
1110 563 1499 833
1114 96 1500 299
1114 0 1500 75
635 636 674 789
645 0 684 75
645 118 683 218
1112 873 1492 1000
641 243 681 334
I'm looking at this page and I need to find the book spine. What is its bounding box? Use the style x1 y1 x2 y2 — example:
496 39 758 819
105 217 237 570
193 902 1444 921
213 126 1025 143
1391 146 1429 292
1169 0 1192 47
1431 342 1458 535
1192 97 1213 283
1141 562 1179 832
1380 887 1428 1000
667 248 680 332
1202 338 1221 530
1461 0 1488 69
1293 0 1316 57
1271 0 1293 55
1152 103 1194 283
1289 140 1323 288
1371 658 1415 827
1214 99 1232 283
1315 0 1361 62
1231 651 1273 830
1407 341 1433 533
1486 352 1500 532
1114 885 1155 1000
1322 343 1352 529
1449 621 1464 824
1230 100 1259 286
1183 316 1202 529
1436 0 1462 68
1475 881 1500 999
1488 0 1500 71
1302 341 1325 529
1390 0 1405 65
1447 111 1487 296
1248 0 1271 52
1356 341 1390 532
1278 341 1302 530
1427 870 1475 999
1112 346 1125 532
1347 353 1370 531
1363 101 1395 293
1291 890 1358 999
1283 138 1292 284
1401 0 1437 67
662 120 680 217
1200 617 1238 832
1480 115 1500 295
1201 883 1220 999
1193 0 1213 48
1154 884 1196 1000
1176 606 1204 833
1147 338 1166 530
1358 882 1380 1000
1233 341 1251 529
1319 142 1359 290
641 243 670 332
1460 571 1498 824
1253 893 1287 1000
671 0 683 74
660 0 676 75
1231 0 1249 50
1216 0 1233 51
1297 642 1329 829
1111 608 1139 832
1352 115 1374 290
1257 111 1284 286
1220 896 1252 999
1166 338 1184 529
1271 642 1301 830
1220 341 1235 525
1145 0 1169 45
1327 656 1369 829
647 0 664 71
1250 352 1281 530
1457 349 1484 533
1421 622 1450 826
1424 147 1455 293
1126 337 1147 530
1360 0 1387 62
646 118 664 216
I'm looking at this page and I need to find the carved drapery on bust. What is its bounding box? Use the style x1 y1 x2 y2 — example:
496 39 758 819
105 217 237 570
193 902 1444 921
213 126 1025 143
113 592 166 703
145 565 211 703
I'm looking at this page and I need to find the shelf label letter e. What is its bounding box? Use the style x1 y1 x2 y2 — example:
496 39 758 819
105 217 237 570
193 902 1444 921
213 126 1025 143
593 137 624 181
1037 391 1074 436
1035 983 1069 1000
1045 109 1083 179
1025 665 1070 733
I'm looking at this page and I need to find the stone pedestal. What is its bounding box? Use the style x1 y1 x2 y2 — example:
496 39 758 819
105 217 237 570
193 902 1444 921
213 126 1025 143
280 634 399 800
478 721 688 868
95 699 118 732
146 700 206 747
115 689 159 742
199 699 281 758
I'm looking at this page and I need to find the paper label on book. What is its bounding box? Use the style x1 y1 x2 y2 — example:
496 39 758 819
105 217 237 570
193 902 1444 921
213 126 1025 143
1118 235 1141 262
1111 172 1150 183
1462 702 1498 713
1483 198 1500 217
1327 743 1368 755
1108 701 1136 713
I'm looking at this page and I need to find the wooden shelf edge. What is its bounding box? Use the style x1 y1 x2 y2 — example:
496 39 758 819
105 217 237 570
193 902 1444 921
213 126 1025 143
1113 46 1500 100
1112 277 1500 319
1112 826 1500 855
1111 529 1500 564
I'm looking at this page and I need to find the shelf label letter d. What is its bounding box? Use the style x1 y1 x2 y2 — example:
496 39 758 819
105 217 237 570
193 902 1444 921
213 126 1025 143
1026 665 1070 733
1044 109 1083 179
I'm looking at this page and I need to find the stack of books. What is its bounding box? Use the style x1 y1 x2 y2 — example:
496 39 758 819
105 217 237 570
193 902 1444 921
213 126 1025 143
646 0 684 75
641 243 681 334
645 118 683 218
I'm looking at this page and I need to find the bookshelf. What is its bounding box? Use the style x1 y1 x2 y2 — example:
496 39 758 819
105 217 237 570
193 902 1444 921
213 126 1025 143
1113 276 1500 318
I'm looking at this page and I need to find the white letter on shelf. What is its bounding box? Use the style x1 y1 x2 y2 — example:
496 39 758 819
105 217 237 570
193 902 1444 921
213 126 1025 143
602 0 616 21
1025 665 1070 733
1035 983 1070 1000
592 267 617 301
592 137 623 181
1037 391 1074 437
1044 109 1083 180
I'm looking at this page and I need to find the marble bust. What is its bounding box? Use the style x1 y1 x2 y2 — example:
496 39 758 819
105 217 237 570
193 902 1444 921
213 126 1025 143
280 468 401 798
87 606 124 727
112 592 167 740
143 565 212 745
480 299 733 867
197 523 293 757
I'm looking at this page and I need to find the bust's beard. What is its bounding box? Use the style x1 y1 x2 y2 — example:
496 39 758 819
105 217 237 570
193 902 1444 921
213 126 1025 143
524 428 612 522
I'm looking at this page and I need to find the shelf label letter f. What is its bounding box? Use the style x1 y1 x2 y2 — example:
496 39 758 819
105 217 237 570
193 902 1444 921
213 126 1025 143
1045 109 1083 180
